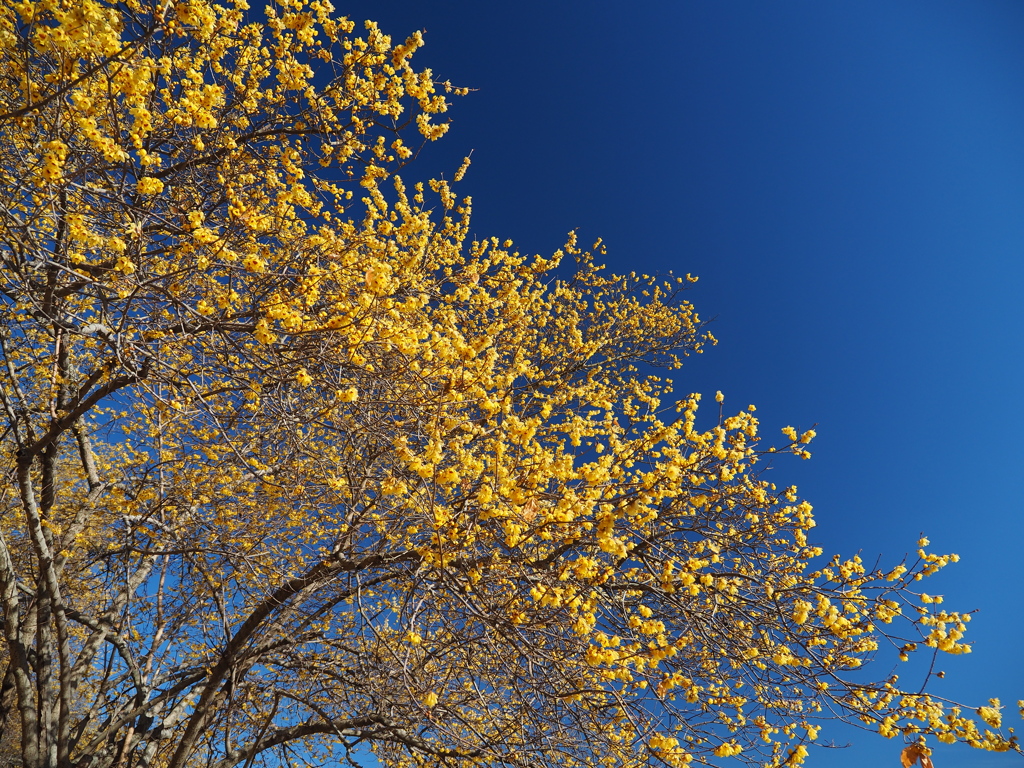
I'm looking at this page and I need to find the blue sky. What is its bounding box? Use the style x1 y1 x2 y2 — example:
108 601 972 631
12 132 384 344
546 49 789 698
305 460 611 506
341 2 1024 765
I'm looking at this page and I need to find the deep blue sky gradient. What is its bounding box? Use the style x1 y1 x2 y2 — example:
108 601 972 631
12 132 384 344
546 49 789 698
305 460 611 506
340 2 1024 765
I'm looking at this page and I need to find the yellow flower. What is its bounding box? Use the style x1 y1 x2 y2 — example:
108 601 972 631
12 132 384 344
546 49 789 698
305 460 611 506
254 319 276 345
295 368 313 387
421 691 438 708
136 176 164 195
978 700 1001 728
713 742 742 757
336 386 358 403
242 254 266 273
191 226 217 244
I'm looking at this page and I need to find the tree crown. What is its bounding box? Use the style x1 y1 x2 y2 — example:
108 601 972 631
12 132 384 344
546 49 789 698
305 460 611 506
0 2 1018 767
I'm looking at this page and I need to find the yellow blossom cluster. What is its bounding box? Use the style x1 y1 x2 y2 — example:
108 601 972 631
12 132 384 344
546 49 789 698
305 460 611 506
0 2 1018 767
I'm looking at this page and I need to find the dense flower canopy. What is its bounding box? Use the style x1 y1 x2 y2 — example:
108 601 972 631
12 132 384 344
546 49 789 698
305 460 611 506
0 2 1019 768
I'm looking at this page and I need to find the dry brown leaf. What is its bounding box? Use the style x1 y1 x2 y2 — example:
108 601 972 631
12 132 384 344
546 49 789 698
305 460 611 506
901 743 935 768
520 497 539 523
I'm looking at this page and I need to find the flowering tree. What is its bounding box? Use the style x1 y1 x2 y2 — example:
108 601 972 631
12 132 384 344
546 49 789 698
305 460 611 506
0 2 1018 768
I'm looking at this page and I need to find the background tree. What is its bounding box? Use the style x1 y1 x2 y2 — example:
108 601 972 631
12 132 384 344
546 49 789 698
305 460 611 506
0 2 1018 768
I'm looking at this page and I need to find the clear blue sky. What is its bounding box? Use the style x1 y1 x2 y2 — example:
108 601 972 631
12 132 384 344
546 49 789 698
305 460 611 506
342 2 1024 765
